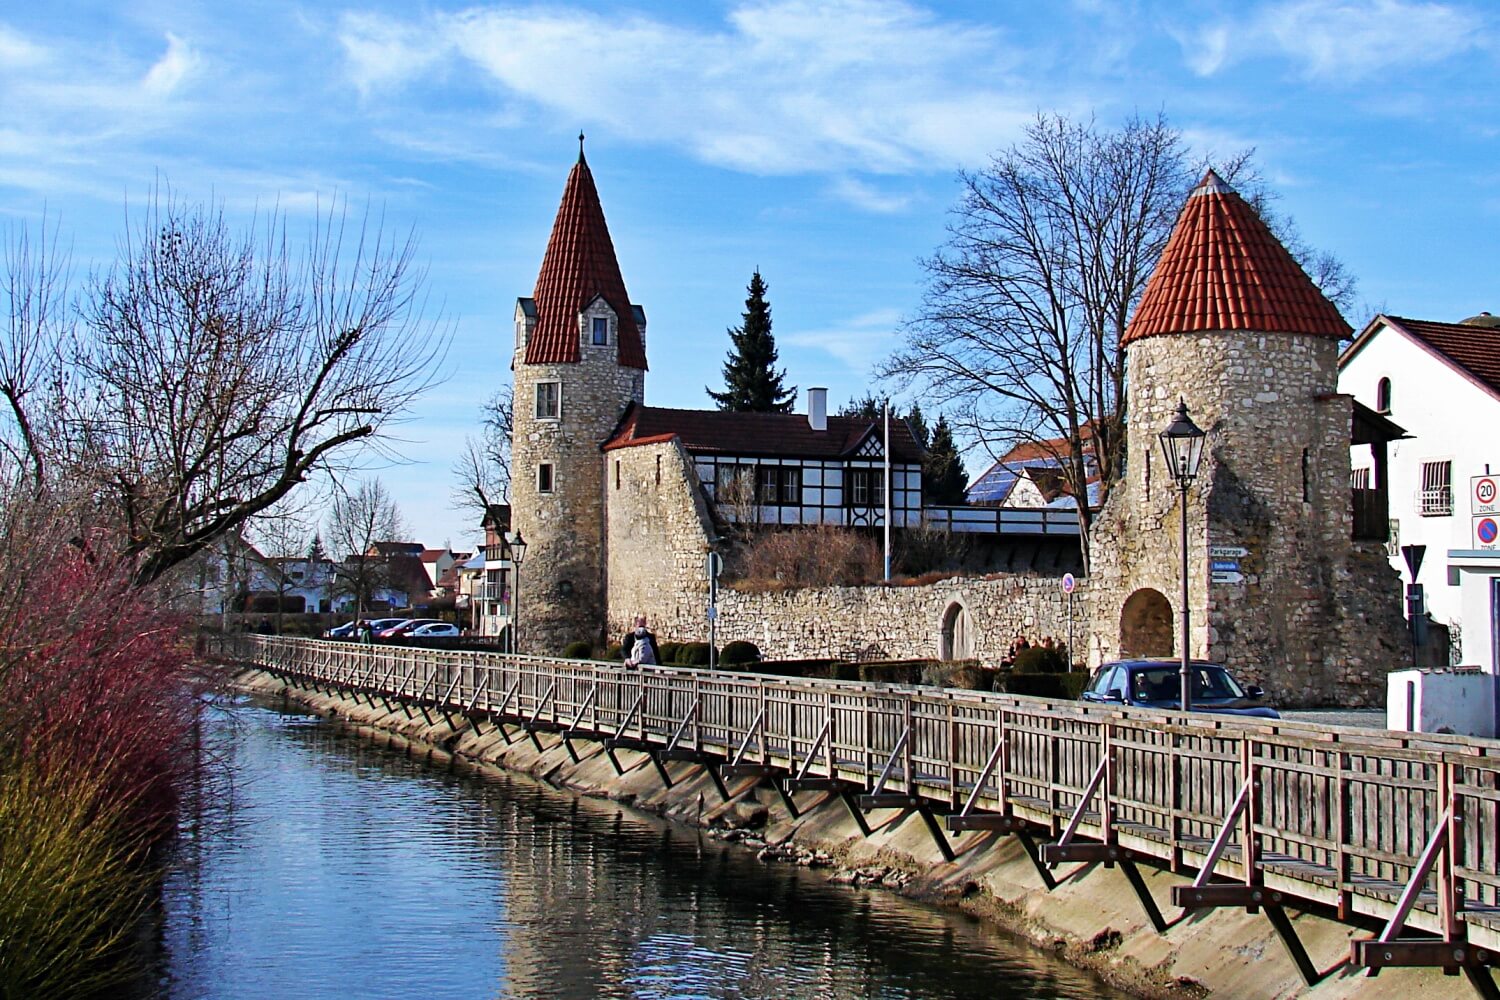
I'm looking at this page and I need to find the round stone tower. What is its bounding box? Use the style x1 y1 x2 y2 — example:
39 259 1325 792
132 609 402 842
1089 171 1403 706
510 143 647 654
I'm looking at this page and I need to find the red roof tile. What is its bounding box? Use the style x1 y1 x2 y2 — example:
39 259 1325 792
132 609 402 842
1122 171 1351 346
603 404 925 463
525 151 647 369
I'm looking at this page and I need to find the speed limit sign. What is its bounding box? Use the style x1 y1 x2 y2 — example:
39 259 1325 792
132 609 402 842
1475 476 1498 515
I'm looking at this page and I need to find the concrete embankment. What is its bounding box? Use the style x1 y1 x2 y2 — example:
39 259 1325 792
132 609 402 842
232 667 1473 1000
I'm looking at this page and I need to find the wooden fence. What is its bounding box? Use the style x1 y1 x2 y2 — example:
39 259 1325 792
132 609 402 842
218 634 1500 994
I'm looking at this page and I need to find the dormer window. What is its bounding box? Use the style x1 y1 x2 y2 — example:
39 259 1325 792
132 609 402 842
591 316 608 346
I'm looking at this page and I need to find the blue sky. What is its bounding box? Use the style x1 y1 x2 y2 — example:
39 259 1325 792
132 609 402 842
2 0 1496 550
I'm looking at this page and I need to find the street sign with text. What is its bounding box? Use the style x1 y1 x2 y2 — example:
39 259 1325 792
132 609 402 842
1475 475 1498 515
1210 545 1249 559
1211 570 1245 585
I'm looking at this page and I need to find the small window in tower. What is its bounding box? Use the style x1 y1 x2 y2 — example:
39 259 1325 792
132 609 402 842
1376 377 1392 415
655 454 661 485
592 316 608 346
535 381 560 420
538 463 554 494
615 460 620 491
1301 448 1310 503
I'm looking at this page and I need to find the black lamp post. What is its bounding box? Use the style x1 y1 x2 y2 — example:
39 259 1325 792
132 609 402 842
508 530 527 656
1158 400 1207 712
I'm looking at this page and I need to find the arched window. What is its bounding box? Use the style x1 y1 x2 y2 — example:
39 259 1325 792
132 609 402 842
1376 377 1392 414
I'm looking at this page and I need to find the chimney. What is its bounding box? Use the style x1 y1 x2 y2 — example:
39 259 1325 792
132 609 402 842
807 387 828 432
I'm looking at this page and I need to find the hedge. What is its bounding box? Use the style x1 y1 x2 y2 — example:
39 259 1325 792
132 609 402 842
1001 671 1089 700
721 640 760 665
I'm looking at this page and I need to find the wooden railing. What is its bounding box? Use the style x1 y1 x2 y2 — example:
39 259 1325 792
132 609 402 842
217 634 1500 986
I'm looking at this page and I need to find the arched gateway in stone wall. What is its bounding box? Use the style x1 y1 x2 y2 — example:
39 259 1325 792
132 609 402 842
1119 588 1172 657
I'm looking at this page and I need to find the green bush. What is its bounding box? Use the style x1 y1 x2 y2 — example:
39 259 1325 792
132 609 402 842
562 640 594 660
1011 645 1068 674
656 641 681 665
858 659 936 685
755 659 841 678
721 640 760 665
675 642 714 666
926 659 987 690
1002 671 1089 700
604 643 624 661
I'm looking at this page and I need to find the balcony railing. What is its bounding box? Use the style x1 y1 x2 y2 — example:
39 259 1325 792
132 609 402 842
1352 488 1389 541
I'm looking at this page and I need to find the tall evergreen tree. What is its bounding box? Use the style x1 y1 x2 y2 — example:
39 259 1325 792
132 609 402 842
708 270 796 412
905 402 930 451
924 415 968 505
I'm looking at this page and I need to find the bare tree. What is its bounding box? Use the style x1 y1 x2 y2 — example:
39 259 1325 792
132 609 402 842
0 189 448 589
450 387 512 523
881 112 1356 571
325 477 405 620
0 218 67 490
250 499 314 633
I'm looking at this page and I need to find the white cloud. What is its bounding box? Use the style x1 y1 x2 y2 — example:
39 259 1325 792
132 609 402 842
1178 0 1485 80
828 176 913 213
336 0 1039 176
783 307 903 374
0 23 49 68
142 32 200 97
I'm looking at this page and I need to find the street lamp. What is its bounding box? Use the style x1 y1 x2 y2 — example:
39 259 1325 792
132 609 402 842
1158 400 1207 712
507 530 527 656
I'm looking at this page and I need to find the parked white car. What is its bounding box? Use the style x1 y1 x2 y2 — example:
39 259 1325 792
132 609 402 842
408 622 461 638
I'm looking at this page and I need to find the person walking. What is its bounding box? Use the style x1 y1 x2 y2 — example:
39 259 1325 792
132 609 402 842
622 616 660 670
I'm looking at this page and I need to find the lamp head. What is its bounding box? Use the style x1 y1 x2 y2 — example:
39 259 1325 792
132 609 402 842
1158 399 1207 486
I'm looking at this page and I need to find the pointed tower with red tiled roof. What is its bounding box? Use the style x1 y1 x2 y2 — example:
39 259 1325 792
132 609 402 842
510 138 648 653
1087 170 1404 707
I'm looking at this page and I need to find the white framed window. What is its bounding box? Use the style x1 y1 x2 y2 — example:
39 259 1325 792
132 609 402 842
538 463 555 494
848 468 884 508
535 381 560 420
1419 460 1452 516
1376 377 1392 414
591 316 609 346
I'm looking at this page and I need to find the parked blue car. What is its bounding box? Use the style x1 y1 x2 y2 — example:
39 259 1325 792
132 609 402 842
1080 659 1280 718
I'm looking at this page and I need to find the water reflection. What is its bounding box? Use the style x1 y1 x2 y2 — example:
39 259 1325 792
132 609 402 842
158 698 1124 1000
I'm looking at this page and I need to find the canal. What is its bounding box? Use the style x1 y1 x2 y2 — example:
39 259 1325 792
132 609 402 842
154 696 1127 999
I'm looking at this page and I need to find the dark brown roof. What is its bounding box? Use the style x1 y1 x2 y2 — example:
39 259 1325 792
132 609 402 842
1378 316 1500 401
1123 171 1351 346
603 404 925 463
525 152 647 369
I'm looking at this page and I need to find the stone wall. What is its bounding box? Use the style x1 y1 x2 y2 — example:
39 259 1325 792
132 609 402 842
511 304 645 654
1089 332 1405 707
647 574 1089 667
605 438 717 646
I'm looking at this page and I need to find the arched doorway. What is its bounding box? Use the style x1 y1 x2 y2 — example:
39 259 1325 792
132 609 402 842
940 601 974 660
1120 588 1173 657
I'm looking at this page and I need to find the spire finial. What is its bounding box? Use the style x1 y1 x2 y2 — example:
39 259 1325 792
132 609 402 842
578 131 585 161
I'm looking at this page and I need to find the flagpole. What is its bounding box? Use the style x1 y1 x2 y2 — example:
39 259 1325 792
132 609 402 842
883 399 892 581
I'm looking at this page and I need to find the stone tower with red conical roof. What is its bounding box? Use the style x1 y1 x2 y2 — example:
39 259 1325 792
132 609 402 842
511 141 647 653
1088 171 1403 706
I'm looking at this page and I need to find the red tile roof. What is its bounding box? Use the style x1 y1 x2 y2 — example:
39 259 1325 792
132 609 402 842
603 404 925 463
525 151 647 369
1122 171 1351 346
1358 315 1500 401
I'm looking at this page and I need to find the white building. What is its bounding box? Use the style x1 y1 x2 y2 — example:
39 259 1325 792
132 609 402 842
1339 313 1500 672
